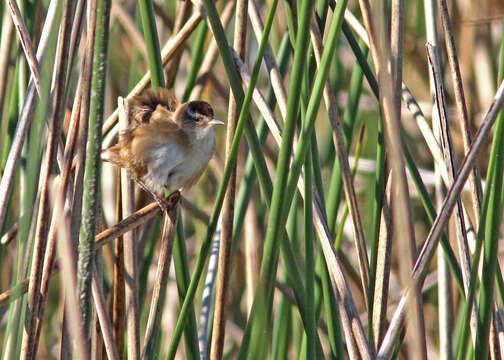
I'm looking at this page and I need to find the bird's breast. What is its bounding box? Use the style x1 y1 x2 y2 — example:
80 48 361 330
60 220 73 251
143 131 216 191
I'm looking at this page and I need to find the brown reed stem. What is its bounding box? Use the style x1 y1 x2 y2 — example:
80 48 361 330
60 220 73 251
210 0 247 358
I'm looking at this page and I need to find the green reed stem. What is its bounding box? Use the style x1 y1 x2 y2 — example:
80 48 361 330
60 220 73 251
239 0 315 356
78 0 110 336
182 22 208 102
304 146 316 359
165 0 279 357
473 21 504 358
173 220 200 360
138 0 164 89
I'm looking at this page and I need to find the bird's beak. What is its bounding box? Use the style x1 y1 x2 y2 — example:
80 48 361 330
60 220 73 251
208 119 225 126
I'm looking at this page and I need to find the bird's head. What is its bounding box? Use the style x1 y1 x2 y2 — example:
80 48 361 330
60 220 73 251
175 101 224 134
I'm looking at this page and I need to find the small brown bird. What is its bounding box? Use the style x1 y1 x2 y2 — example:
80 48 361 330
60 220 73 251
102 88 224 210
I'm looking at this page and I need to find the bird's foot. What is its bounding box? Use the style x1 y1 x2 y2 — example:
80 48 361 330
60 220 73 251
165 190 181 208
134 178 169 212
153 194 168 213
153 190 181 213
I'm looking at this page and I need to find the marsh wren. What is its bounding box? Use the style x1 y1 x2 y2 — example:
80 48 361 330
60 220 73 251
102 88 224 210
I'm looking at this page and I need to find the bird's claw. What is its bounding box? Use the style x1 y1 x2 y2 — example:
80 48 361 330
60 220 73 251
157 190 181 213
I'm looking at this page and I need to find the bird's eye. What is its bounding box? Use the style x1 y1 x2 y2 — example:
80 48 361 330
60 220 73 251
187 106 199 122
186 101 213 123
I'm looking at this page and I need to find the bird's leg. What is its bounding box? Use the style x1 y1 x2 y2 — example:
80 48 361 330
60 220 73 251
134 179 167 212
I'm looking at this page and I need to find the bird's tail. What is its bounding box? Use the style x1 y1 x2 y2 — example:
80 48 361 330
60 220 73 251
101 145 121 164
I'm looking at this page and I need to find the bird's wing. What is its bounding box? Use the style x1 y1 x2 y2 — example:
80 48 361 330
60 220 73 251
130 88 179 125
101 142 123 165
116 107 179 145
129 121 188 171
148 105 181 131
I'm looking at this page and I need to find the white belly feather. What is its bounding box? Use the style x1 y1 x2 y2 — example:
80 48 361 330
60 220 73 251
142 128 216 192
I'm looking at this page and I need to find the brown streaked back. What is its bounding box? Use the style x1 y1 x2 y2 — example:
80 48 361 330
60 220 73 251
130 88 179 124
